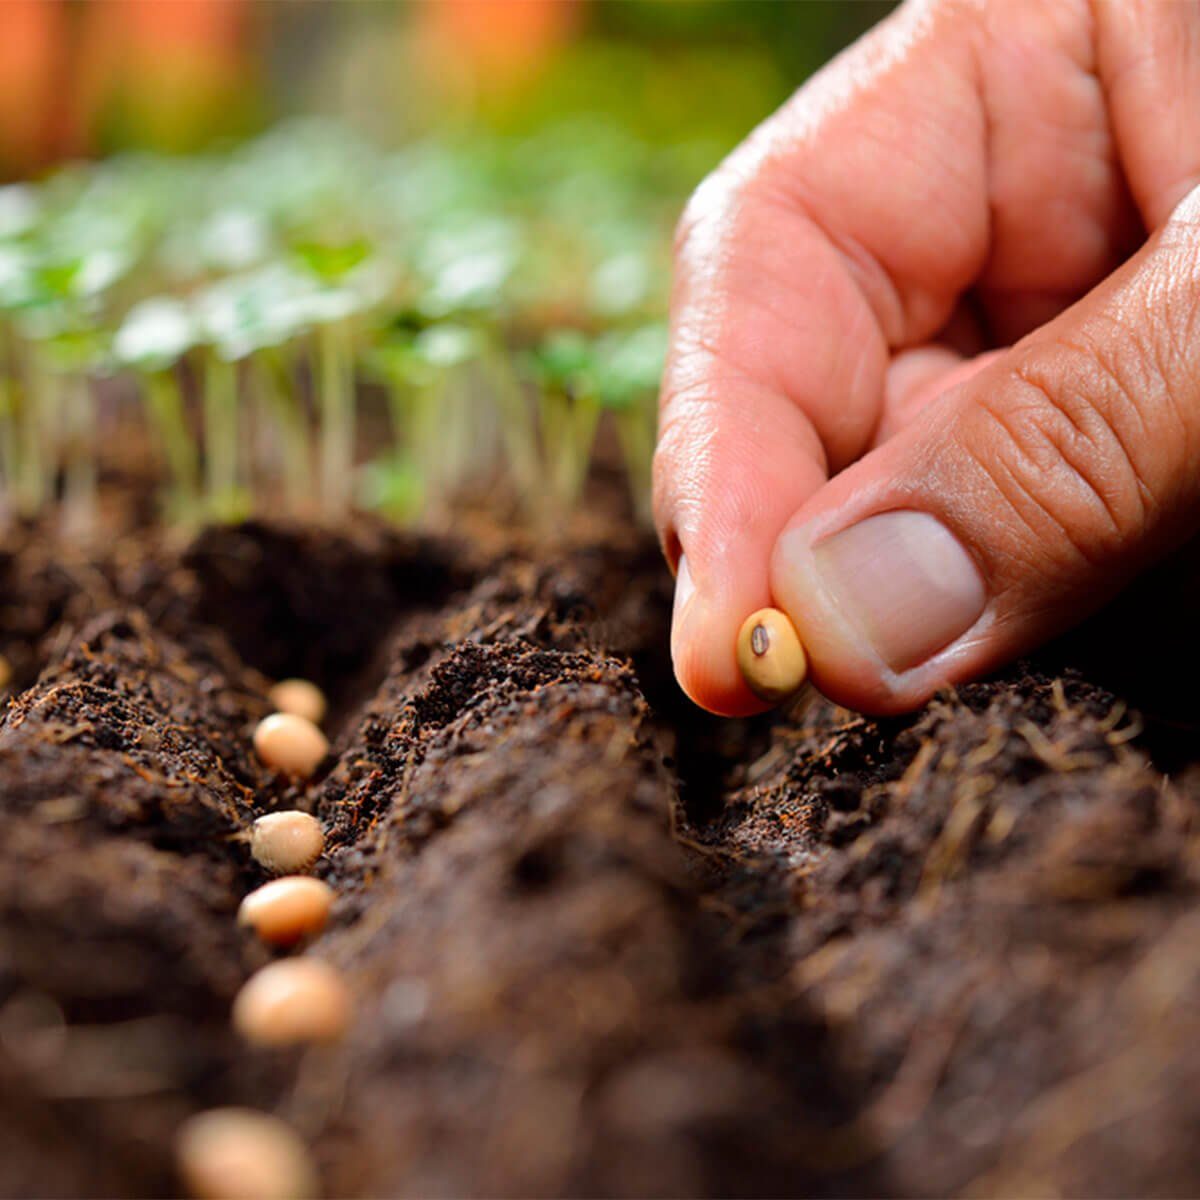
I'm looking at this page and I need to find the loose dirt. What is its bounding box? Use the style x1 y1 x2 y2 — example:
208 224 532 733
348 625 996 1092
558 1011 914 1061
2 503 1200 1197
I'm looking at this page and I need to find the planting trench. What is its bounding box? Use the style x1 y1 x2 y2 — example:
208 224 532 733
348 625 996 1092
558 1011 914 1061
2 511 1200 1197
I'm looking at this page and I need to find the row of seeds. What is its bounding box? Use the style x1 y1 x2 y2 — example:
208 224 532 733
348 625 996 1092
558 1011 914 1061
177 680 343 1200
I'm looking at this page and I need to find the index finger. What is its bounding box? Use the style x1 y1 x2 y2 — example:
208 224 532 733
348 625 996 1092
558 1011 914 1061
656 1 991 714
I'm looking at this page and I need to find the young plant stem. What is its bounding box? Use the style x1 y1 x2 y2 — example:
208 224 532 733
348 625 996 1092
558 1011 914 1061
144 369 200 519
539 390 568 511
413 371 449 513
541 389 599 516
317 320 354 517
60 373 96 538
0 332 19 527
483 344 539 511
443 369 472 492
615 405 655 525
17 347 50 518
256 349 311 511
380 373 427 516
204 353 241 519
383 373 411 454
561 393 600 508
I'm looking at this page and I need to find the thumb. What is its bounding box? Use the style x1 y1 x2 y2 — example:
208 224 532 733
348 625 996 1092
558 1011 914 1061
770 186 1200 715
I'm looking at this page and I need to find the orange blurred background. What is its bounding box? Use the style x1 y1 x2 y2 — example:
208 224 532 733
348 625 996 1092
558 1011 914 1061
0 0 889 177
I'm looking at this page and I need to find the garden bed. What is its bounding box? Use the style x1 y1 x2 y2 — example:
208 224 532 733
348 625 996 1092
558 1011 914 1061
3 481 1200 1199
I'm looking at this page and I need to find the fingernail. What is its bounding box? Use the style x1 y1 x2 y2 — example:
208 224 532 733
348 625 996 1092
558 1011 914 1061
810 511 985 672
670 553 696 665
672 553 695 624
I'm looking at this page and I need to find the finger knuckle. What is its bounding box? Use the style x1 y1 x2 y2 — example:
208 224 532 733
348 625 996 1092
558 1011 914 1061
966 352 1159 570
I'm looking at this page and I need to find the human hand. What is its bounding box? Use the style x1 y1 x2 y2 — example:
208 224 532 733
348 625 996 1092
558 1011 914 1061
655 0 1200 716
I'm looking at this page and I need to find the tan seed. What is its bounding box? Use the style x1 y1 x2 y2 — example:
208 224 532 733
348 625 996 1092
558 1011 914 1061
267 678 327 726
238 877 334 947
250 812 324 875
736 607 808 704
176 1107 316 1200
253 713 329 779
0 654 11 691
232 958 351 1046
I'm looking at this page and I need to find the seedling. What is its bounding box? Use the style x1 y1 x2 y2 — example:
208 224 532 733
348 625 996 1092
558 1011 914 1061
526 330 602 516
361 318 493 521
194 267 313 514
4 237 128 529
286 233 390 516
0 120 688 532
175 1108 317 1200
588 322 666 525
523 322 665 524
31 322 111 538
238 877 334 948
249 811 325 875
736 607 808 705
113 298 201 520
232 958 351 1046
267 679 327 726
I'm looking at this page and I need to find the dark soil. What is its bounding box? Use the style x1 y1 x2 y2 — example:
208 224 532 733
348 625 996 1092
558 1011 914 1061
3 503 1200 1198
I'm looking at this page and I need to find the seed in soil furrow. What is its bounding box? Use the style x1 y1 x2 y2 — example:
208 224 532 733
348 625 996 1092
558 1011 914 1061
232 958 351 1045
238 877 334 947
250 812 325 875
267 679 327 726
253 714 329 779
176 1107 316 1200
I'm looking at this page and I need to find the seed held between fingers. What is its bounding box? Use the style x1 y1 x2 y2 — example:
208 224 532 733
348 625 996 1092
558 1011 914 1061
232 958 351 1046
736 607 808 704
238 877 335 947
176 1107 317 1200
250 812 325 875
253 713 329 779
267 678 327 726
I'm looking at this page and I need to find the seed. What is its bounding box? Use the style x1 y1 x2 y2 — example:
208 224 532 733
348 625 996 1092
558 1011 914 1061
250 812 325 875
232 958 351 1046
736 607 808 704
253 713 329 779
238 877 335 947
0 655 11 691
267 678 326 726
176 1107 316 1200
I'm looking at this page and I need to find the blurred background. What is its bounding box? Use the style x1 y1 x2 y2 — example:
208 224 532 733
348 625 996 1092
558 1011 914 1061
0 1 898 533
1 0 892 178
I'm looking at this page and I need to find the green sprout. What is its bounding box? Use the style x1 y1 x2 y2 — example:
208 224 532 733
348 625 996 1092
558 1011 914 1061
195 267 313 517
35 323 110 538
361 318 487 522
588 322 666 525
5 238 130 531
113 297 200 521
0 119 686 532
287 234 390 516
523 322 665 525
526 330 602 517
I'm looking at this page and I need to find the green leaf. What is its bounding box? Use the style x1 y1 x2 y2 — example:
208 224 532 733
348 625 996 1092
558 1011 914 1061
590 323 668 410
528 329 595 392
0 185 39 240
358 455 424 521
290 236 373 284
413 323 480 368
114 298 196 371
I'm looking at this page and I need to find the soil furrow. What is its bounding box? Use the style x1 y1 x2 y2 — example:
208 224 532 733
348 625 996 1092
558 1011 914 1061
2 519 1200 1196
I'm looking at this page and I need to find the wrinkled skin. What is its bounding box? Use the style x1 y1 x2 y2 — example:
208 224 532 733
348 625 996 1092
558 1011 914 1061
655 0 1200 716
